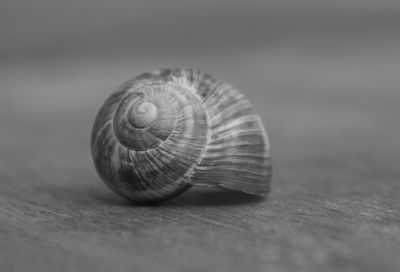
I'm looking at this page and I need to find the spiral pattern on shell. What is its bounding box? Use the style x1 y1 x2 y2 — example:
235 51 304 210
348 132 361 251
91 69 271 203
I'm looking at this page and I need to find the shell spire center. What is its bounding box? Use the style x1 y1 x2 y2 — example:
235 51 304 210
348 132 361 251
128 101 158 128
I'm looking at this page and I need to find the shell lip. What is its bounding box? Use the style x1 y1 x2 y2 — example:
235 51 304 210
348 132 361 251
191 178 272 196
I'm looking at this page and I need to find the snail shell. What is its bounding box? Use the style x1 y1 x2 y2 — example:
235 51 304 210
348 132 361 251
91 69 271 204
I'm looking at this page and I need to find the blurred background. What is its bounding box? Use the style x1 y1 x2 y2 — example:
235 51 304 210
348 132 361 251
1 0 399 162
1 1 400 271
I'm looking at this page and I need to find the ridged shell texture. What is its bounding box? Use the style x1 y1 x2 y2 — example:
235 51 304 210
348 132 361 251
91 69 271 203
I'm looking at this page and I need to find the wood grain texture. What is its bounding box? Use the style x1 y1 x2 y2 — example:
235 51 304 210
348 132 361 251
1 44 400 272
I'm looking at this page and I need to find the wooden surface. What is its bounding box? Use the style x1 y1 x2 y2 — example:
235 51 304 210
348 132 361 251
1 40 400 272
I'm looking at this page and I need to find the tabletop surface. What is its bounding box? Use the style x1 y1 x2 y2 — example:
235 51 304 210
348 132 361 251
1 7 400 271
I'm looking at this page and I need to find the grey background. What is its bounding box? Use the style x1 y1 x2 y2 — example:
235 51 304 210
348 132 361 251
1 1 400 271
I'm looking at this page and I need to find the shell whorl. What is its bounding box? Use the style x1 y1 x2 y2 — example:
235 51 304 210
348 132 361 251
91 69 271 203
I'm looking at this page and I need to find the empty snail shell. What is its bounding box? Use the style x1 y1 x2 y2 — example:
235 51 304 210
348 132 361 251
91 69 271 204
